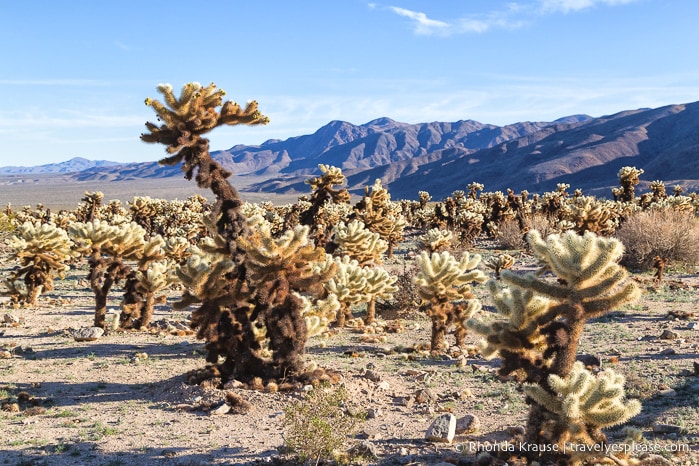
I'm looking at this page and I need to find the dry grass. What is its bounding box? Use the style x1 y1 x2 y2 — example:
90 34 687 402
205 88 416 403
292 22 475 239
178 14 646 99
614 210 699 270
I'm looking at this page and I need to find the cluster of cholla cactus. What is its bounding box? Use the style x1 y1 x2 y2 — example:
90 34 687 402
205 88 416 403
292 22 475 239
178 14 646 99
130 194 209 240
69 221 151 328
466 230 641 464
2 222 74 306
414 251 487 352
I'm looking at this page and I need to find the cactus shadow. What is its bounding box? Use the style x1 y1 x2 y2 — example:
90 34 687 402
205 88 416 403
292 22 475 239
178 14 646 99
0 442 275 466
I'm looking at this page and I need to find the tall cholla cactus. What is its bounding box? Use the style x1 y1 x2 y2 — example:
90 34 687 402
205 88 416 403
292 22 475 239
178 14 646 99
69 221 147 328
414 251 487 352
2 222 73 306
141 82 268 263
466 230 641 465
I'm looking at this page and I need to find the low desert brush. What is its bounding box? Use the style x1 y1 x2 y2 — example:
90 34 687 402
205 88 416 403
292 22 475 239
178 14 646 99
614 209 699 270
282 385 364 465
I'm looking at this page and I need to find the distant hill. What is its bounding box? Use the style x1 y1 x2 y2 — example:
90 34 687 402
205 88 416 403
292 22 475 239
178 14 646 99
0 157 124 175
4 102 699 200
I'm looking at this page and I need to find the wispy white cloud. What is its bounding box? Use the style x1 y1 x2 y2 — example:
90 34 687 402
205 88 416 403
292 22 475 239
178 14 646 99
388 7 451 35
114 40 130 51
380 0 640 36
539 0 639 14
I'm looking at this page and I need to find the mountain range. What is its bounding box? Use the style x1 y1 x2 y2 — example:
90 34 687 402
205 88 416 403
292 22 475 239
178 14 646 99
4 102 699 200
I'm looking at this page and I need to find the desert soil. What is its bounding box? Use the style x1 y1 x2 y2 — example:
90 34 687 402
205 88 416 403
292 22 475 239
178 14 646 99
1 239 698 466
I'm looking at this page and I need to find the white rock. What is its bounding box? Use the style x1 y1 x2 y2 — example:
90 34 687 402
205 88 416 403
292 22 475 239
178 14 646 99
426 413 456 443
72 327 104 342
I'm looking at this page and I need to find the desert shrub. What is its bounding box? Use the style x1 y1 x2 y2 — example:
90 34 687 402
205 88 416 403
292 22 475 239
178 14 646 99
282 385 364 465
614 209 699 270
495 218 525 250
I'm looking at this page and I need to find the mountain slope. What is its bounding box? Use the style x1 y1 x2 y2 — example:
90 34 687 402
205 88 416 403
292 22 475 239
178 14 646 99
5 102 699 200
0 157 123 175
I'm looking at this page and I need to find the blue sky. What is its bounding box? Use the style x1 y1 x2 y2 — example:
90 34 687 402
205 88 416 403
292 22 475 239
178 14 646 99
2 0 699 166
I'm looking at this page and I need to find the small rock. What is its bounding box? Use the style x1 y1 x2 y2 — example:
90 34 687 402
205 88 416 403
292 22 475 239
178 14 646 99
415 388 437 404
426 413 456 443
687 322 698 330
659 330 680 340
652 423 682 434
658 388 677 397
210 402 231 415
693 361 699 375
455 414 480 434
301 384 314 392
72 327 104 342
0 350 11 359
364 370 381 382
395 396 414 409
377 381 390 391
223 379 245 390
2 314 20 324
348 440 377 459
659 348 677 356
367 408 382 419
399 447 409 456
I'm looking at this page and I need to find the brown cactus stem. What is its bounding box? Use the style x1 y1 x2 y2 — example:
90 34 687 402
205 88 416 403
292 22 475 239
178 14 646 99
89 259 128 329
365 297 377 325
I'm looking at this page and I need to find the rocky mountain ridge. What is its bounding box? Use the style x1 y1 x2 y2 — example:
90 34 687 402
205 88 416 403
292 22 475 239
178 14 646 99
4 101 699 200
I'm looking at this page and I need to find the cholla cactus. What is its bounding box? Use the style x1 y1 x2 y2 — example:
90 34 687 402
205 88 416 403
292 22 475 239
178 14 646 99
417 190 431 208
361 266 398 324
75 191 104 222
484 253 515 279
69 221 148 328
414 251 487 352
332 220 387 266
119 235 175 329
467 230 640 464
324 256 371 327
354 179 406 258
467 182 484 200
617 166 644 203
564 196 619 236
297 293 341 338
524 362 641 464
418 228 453 253
236 219 337 376
2 222 73 305
299 164 351 245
